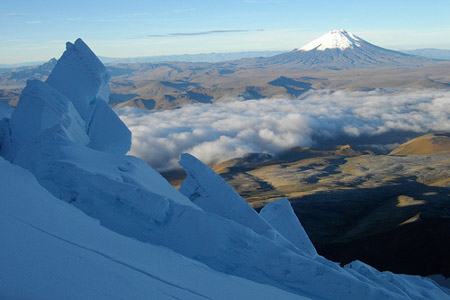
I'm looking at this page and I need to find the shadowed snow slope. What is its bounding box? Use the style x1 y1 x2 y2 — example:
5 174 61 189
345 261 450 300
0 38 449 300
179 153 301 253
0 103 12 120
0 157 303 300
0 79 89 161
260 198 317 258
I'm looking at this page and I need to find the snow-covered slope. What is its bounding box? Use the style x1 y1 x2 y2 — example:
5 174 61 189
0 157 303 300
299 29 362 51
0 38 449 299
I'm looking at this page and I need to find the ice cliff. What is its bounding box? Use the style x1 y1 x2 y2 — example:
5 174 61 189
260 198 317 258
46 38 131 155
0 39 448 300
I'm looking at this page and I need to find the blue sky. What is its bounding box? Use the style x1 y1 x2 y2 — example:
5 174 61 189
2 0 450 64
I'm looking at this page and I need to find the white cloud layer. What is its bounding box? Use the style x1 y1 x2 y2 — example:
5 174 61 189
117 89 450 171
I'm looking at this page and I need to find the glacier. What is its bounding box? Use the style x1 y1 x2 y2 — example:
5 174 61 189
0 38 449 300
299 29 362 51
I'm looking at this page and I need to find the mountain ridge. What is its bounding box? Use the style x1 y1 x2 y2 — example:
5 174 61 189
231 29 437 70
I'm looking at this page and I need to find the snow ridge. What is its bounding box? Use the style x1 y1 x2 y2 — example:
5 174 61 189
260 198 317 258
299 29 362 51
179 153 301 254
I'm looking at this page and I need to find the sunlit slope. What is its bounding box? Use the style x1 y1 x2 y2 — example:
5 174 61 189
390 132 450 155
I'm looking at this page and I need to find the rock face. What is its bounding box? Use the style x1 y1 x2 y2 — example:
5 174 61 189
0 39 449 300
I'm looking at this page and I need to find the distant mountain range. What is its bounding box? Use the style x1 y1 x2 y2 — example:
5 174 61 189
0 61 48 69
231 30 438 70
99 50 285 64
401 48 450 60
0 58 57 90
0 51 286 69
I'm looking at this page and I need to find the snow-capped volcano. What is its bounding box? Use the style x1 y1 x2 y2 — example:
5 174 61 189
236 29 436 70
299 29 362 51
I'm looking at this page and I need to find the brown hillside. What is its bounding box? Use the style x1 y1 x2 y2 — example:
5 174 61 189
389 132 450 155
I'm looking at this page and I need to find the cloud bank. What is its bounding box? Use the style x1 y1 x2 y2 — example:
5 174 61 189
117 89 450 171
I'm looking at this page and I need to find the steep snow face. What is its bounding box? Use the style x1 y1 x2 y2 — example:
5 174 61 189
46 38 110 122
46 38 131 154
260 198 317 258
0 157 303 300
0 103 14 157
87 100 131 154
179 153 299 254
299 29 362 51
0 103 12 121
1 79 89 161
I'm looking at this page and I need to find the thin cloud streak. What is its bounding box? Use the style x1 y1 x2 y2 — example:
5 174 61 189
6 13 25 17
142 29 265 38
117 89 450 171
65 17 84 21
245 0 282 3
174 8 196 14
169 29 264 36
